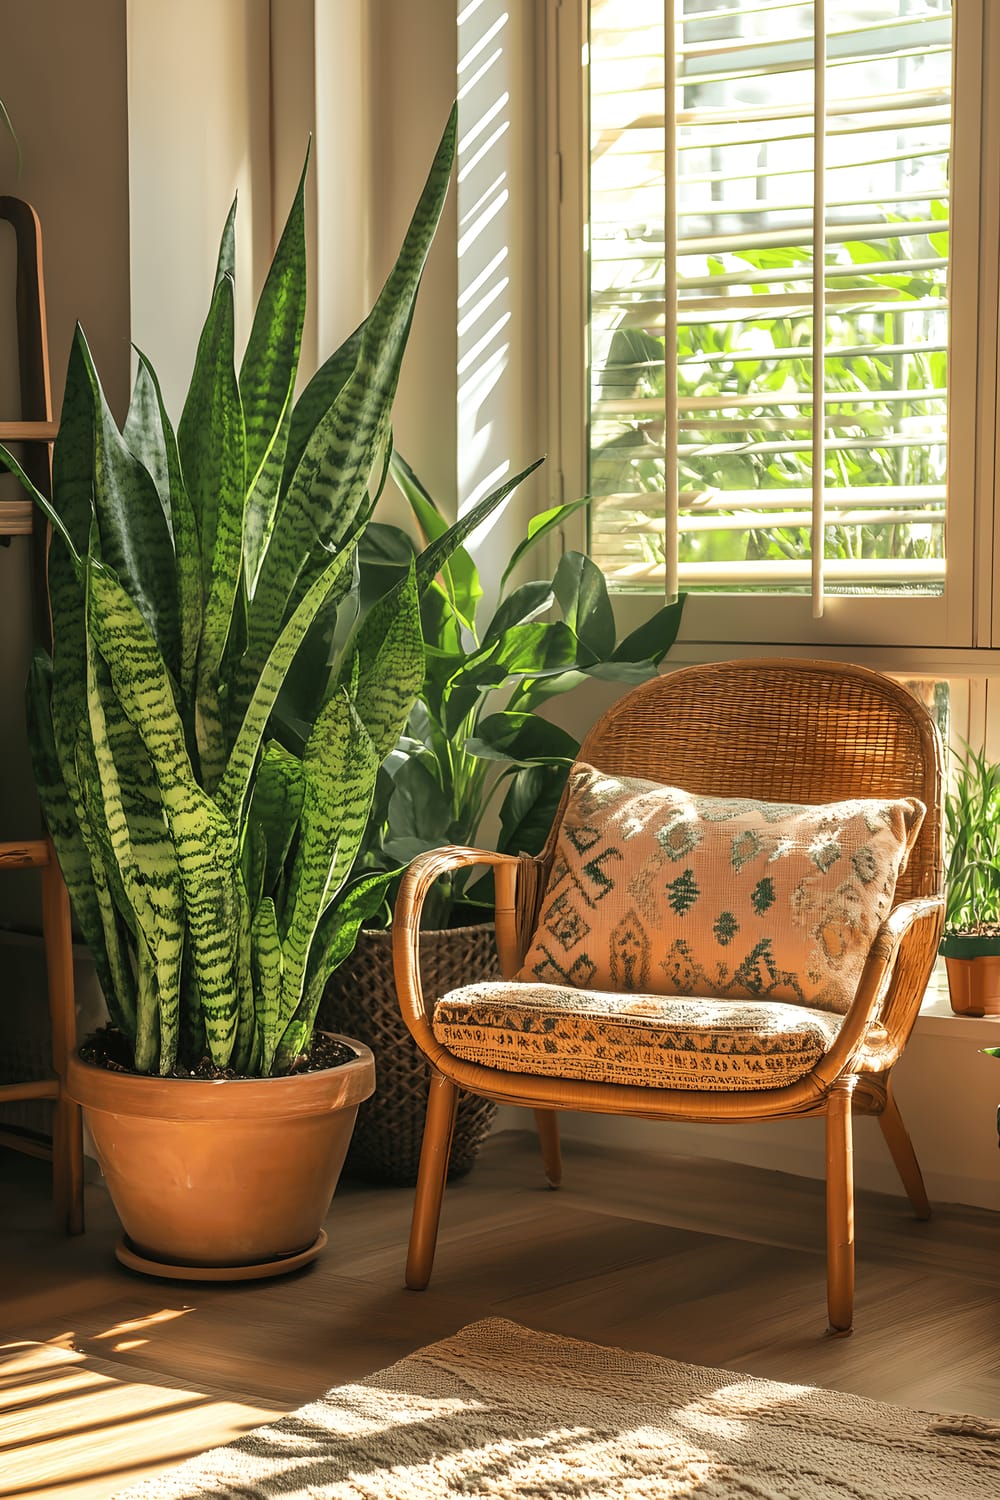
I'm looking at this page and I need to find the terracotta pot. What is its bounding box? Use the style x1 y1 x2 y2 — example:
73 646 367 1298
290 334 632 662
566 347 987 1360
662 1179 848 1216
67 1033 374 1276
944 955 1000 1017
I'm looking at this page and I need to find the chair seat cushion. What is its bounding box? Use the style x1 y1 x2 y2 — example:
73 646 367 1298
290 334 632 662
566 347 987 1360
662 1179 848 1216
433 981 843 1091
517 763 925 1015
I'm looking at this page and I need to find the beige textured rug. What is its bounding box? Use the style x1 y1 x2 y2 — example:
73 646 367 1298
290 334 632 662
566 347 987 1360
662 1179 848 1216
115 1317 1000 1499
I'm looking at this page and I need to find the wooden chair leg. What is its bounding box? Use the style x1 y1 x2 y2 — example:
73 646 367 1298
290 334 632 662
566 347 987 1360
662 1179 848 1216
405 1071 458 1290
42 850 84 1235
825 1081 856 1335
878 1080 931 1221
533 1108 562 1188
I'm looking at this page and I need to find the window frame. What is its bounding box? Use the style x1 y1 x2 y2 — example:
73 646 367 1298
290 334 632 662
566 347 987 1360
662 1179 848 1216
544 0 999 656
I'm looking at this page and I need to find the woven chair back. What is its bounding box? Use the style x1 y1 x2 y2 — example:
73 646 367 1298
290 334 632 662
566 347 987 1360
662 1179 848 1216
559 658 944 905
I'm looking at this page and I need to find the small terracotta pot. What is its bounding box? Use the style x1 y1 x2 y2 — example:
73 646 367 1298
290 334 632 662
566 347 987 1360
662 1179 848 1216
944 955 1000 1017
67 1033 374 1275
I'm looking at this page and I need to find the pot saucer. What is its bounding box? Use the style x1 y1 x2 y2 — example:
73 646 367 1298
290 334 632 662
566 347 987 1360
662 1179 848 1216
114 1228 328 1281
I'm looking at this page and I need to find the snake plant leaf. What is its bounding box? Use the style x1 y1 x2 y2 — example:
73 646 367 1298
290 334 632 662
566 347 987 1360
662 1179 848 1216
26 650 128 1034
276 867 400 1071
552 550 616 660
85 558 242 1067
123 358 173 538
0 440 79 565
242 107 458 704
252 896 284 1071
499 495 592 590
178 272 245 786
282 324 364 492
76 329 181 681
240 152 308 594
247 741 305 900
230 886 256 1074
214 533 361 828
343 560 424 763
278 693 379 1042
71 721 140 1039
86 635 186 1074
129 352 203 718
214 197 237 287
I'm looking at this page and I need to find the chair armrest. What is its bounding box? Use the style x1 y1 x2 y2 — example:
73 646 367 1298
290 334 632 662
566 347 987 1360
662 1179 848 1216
817 895 945 1082
391 846 531 1064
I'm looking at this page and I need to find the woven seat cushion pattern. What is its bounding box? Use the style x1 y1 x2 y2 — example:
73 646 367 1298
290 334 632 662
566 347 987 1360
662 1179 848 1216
433 981 843 1090
518 764 925 1016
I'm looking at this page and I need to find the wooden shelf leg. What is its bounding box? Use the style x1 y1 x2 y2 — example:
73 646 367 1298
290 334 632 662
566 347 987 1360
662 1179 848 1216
42 846 84 1234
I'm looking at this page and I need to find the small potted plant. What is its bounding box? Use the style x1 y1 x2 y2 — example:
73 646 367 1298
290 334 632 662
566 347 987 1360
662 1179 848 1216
0 110 466 1278
317 454 687 1183
940 743 1000 1016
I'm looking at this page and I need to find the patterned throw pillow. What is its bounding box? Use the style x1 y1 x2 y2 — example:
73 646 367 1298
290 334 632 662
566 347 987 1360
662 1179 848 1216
518 764 926 1015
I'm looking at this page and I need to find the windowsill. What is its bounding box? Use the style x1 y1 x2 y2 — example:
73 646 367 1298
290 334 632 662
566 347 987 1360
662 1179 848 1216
916 957 1000 1041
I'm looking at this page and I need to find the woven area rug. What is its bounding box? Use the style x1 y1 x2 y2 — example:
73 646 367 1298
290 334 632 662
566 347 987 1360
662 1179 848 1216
115 1317 1000 1499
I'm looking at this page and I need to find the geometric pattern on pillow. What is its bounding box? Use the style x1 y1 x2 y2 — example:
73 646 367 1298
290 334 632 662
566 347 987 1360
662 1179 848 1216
433 981 843 1091
517 764 925 1016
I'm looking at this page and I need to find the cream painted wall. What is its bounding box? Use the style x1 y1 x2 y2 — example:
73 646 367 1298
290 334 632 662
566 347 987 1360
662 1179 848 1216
126 0 272 416
0 0 131 919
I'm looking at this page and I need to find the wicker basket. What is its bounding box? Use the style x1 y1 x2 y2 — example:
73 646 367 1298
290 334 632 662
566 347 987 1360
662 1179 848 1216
318 923 499 1185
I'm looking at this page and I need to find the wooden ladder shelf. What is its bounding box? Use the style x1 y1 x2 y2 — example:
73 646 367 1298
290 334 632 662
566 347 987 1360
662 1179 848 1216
0 195 84 1233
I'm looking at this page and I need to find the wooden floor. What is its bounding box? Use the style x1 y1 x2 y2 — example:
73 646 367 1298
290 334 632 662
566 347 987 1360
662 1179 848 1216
4 1127 1000 1498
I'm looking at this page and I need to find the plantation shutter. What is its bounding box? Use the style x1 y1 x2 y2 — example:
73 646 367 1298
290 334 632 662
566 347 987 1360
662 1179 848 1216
588 0 953 611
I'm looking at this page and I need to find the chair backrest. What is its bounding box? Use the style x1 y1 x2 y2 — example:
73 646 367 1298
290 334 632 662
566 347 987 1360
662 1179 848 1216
560 658 944 904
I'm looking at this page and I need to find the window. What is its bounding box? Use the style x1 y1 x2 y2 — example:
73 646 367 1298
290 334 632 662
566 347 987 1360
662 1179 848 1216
548 0 993 648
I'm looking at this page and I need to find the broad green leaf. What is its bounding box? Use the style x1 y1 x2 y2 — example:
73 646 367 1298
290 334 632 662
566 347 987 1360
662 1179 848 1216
552 551 615 659
483 581 554 644
466 710 579 766
500 496 591 589
415 457 545 595
390 450 481 630
386 757 451 844
498 763 568 858
611 595 686 664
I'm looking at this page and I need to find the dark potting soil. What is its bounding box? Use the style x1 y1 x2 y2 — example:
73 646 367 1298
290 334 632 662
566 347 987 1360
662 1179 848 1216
78 1027 357 1080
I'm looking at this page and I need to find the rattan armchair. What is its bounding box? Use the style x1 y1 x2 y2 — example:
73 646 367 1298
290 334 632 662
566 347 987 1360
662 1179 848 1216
392 659 945 1332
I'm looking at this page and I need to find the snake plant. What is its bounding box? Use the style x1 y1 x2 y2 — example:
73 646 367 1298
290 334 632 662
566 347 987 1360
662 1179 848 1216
1 109 464 1078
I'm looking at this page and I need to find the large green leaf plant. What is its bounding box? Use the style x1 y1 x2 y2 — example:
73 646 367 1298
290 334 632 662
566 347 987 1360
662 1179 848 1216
346 454 687 929
1 111 461 1078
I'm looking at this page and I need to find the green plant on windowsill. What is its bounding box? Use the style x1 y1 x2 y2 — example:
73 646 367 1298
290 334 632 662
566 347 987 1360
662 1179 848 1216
940 743 1000 1015
343 453 688 930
